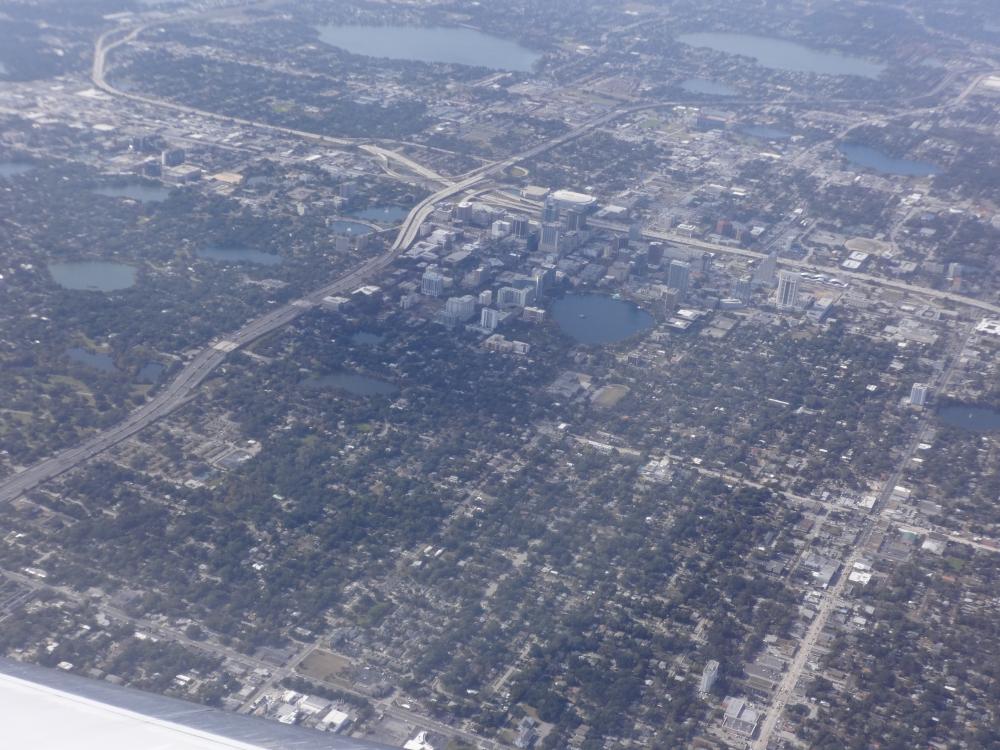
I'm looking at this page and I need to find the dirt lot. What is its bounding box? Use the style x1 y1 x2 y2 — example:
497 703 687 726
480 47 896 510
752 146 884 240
297 649 352 681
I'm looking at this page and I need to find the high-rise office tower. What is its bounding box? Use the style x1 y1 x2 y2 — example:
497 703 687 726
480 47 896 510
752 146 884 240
667 260 690 297
541 197 559 224
481 307 500 331
421 269 445 297
776 270 799 310
539 224 561 253
509 214 531 239
699 660 719 697
647 242 664 266
754 250 779 286
732 275 753 303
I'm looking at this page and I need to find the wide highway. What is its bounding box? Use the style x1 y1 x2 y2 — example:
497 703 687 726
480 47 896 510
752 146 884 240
8 5 995 505
485 190 1000 316
0 17 648 505
0 247 395 505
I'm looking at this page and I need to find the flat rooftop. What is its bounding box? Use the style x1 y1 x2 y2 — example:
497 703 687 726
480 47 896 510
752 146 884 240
0 657 391 750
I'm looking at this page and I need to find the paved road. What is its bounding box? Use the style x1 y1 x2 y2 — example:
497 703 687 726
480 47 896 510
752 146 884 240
750 323 976 749
0 566 509 749
10 37 992 509
0 256 385 504
594 220 1000 316
10 11 997 742
0 15 670 506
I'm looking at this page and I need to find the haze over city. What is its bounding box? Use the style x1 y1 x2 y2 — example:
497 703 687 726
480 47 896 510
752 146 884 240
1 0 999 748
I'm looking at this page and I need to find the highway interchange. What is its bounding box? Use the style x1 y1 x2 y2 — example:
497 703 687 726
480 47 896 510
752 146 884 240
2 8 1000 748
3 0 999 536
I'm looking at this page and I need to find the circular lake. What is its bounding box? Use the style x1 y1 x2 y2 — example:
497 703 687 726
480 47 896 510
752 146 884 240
317 25 541 72
937 405 1000 433
48 261 137 291
552 294 654 345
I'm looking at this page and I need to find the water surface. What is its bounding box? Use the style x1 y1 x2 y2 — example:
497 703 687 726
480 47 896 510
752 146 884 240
66 347 117 372
330 219 375 236
838 143 937 176
317 25 541 71
93 183 171 203
48 261 137 291
551 294 654 345
138 362 166 384
349 205 410 224
937 405 1000 433
0 162 34 178
196 246 283 266
678 32 885 78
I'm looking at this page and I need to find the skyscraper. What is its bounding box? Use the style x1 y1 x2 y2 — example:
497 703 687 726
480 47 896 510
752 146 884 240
542 196 559 224
732 275 753 303
480 307 500 331
421 268 445 297
667 260 690 297
776 270 799 310
910 383 930 407
754 250 778 286
444 295 476 322
497 286 534 308
699 660 719 697
509 214 531 239
563 208 586 231
539 224 561 253
646 242 664 267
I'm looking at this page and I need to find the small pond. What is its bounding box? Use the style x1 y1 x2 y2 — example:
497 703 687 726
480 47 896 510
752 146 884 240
48 261 137 291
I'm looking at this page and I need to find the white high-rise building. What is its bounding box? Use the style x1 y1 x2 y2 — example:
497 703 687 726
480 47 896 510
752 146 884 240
699 660 719 697
445 295 476 322
910 383 930 407
776 270 799 310
478 289 493 307
480 307 500 331
497 286 534 309
421 269 445 297
667 260 690 297
491 219 512 239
